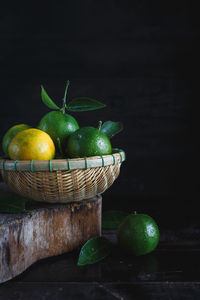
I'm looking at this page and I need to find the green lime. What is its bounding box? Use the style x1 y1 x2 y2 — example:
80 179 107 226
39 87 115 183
117 212 159 256
38 111 79 151
2 124 30 157
66 125 112 158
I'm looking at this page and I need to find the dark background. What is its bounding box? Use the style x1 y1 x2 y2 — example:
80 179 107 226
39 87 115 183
0 1 199 227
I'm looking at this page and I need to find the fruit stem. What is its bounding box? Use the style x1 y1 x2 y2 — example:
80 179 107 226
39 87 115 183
57 137 63 156
98 120 102 131
62 80 70 113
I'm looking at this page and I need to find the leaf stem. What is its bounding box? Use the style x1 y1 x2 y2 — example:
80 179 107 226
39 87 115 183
98 120 102 131
62 80 70 113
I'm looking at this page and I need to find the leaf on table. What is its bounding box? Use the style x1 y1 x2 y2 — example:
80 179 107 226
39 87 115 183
102 210 129 229
101 121 123 139
0 195 27 213
77 236 112 266
41 85 60 110
68 97 106 111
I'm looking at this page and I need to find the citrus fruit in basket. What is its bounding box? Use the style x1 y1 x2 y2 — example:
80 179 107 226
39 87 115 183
66 122 112 158
38 80 106 154
38 110 79 151
8 128 55 160
117 212 159 256
2 124 30 157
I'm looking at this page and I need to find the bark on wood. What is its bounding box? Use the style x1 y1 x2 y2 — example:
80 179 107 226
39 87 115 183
0 194 102 283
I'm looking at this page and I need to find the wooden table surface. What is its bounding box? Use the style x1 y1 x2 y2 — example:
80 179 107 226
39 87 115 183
0 183 200 299
1 225 200 299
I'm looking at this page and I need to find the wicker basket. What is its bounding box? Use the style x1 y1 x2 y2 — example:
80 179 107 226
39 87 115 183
0 149 125 203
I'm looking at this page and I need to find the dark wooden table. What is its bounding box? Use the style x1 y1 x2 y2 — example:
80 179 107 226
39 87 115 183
1 222 200 299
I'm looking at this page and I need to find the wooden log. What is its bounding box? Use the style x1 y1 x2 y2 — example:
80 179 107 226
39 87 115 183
0 188 102 283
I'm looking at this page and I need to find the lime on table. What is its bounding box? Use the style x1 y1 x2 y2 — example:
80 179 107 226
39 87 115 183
117 212 159 256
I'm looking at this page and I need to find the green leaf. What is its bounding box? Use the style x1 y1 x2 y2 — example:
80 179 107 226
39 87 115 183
77 236 112 266
68 97 106 112
102 210 129 229
41 85 60 110
101 121 123 139
27 210 33 217
0 195 26 213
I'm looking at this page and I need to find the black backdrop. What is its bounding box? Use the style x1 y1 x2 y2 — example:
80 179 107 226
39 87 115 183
0 1 199 227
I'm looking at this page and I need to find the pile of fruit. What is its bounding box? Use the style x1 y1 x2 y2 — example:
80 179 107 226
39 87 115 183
1 81 160 260
2 81 123 160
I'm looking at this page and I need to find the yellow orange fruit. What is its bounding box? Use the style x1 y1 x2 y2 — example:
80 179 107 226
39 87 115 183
8 128 55 160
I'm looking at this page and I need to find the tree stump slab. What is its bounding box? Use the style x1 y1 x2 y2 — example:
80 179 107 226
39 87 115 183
0 183 102 283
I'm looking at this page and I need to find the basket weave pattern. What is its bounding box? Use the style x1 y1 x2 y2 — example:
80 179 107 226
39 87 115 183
1 165 120 203
0 150 125 203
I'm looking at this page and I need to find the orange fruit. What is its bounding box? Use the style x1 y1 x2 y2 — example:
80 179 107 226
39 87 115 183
66 126 112 158
2 124 30 157
117 212 159 256
8 128 55 160
38 111 79 151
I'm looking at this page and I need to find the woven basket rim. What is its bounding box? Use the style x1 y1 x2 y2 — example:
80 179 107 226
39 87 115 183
0 148 125 172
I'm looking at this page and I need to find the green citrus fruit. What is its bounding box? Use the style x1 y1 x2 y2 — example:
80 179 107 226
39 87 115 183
66 126 112 158
2 124 30 157
117 212 159 256
8 128 55 160
38 111 79 151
